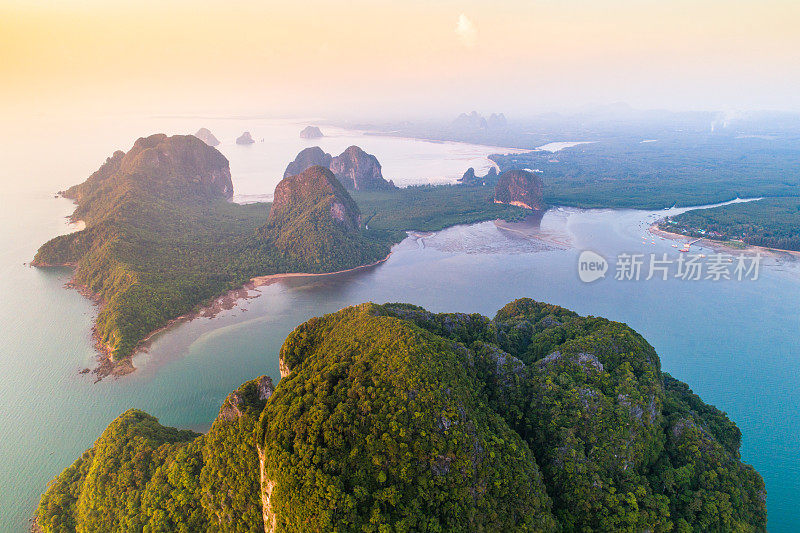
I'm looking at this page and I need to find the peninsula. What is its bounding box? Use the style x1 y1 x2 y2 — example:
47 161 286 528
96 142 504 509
32 135 394 373
33 136 528 375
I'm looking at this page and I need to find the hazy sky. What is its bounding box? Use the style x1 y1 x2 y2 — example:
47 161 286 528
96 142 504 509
2 0 799 119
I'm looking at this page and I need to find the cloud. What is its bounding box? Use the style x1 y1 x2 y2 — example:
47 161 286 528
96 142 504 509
455 13 477 48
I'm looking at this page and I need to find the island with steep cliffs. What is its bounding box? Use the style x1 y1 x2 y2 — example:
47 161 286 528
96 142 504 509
194 127 220 147
299 125 324 139
33 134 394 375
34 299 766 532
236 131 255 144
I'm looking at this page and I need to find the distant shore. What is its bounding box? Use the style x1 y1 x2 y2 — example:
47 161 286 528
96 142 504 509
649 223 800 258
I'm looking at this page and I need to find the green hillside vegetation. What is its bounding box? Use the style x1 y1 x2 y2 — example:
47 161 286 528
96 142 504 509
33 136 393 361
353 184 525 232
490 138 800 209
37 300 766 532
260 166 391 272
33 136 527 363
661 197 800 251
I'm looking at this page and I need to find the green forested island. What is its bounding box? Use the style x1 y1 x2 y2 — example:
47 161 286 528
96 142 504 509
33 135 525 369
36 299 766 532
32 135 393 364
660 197 800 251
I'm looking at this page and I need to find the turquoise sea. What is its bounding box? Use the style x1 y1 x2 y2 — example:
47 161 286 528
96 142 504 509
1 116 798 531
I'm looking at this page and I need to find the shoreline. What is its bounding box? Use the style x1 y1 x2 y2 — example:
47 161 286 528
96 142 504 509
648 223 800 258
46 251 394 381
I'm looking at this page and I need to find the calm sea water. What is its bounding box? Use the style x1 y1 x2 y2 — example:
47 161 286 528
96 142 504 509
1 117 798 531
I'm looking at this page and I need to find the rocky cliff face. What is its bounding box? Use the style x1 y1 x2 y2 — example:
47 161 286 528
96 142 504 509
282 146 332 178
194 127 220 147
494 169 544 210
329 145 395 190
299 125 323 139
460 167 477 183
65 133 233 203
284 146 394 190
236 131 255 144
459 166 499 185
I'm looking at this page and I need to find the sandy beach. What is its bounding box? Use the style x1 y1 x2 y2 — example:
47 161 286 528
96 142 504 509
85 252 395 380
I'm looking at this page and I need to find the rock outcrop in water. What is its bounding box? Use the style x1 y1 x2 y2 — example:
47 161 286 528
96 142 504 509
194 127 220 147
329 145 395 190
494 169 544 210
283 146 332 178
299 125 324 139
236 131 255 145
35 299 767 532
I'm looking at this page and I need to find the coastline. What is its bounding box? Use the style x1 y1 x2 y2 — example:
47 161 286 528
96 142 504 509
648 223 800 258
48 251 394 381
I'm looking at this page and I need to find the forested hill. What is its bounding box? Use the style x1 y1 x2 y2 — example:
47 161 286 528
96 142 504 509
32 135 393 364
36 299 766 532
660 197 800 251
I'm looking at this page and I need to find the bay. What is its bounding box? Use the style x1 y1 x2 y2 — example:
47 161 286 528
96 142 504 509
0 117 797 531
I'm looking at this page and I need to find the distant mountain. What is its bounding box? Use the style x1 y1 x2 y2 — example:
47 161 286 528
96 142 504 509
452 110 488 130
494 169 544 210
284 146 395 190
236 131 255 144
299 125 324 139
487 112 508 129
283 146 332 178
452 111 507 132
330 145 395 190
193 127 220 147
36 299 766 532
459 166 498 185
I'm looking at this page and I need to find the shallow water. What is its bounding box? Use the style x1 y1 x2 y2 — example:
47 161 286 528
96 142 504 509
0 117 798 531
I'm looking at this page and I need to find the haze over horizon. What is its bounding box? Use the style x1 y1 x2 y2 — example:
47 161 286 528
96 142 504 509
2 0 799 120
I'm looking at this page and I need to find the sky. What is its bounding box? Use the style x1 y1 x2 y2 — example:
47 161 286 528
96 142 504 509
1 0 799 119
